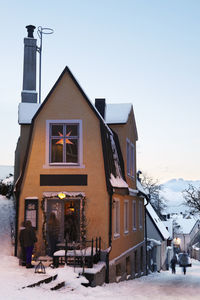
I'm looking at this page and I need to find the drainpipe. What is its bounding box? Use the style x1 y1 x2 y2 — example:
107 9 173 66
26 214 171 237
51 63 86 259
14 191 19 256
105 190 113 283
138 191 150 276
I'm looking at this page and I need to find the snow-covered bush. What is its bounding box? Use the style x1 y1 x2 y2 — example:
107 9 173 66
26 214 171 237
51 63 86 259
0 174 14 199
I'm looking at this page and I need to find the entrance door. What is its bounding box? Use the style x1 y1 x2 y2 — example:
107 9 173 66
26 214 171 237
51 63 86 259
64 200 80 242
46 199 80 244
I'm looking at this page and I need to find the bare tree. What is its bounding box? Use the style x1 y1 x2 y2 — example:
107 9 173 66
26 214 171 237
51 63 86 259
139 172 167 217
183 184 200 214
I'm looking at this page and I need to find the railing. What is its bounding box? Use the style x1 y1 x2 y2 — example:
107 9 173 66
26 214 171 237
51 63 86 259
53 237 101 268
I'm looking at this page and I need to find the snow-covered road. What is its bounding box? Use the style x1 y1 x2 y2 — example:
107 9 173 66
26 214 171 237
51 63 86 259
1 196 200 300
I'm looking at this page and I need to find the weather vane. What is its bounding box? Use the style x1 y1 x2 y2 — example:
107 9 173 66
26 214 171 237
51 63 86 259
37 26 54 104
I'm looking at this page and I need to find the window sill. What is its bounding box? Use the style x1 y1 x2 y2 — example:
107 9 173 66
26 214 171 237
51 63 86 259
132 228 137 232
43 163 85 169
124 230 129 235
114 233 120 239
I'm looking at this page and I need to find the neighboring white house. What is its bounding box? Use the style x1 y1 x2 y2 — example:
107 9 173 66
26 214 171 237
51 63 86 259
172 214 200 252
146 203 171 271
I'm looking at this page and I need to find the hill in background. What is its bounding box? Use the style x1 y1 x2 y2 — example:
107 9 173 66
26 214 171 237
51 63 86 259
161 178 200 214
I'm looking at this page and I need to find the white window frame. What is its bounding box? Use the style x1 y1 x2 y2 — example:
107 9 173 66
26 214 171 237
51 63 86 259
139 200 143 229
132 200 137 231
124 199 129 234
113 198 120 238
126 138 135 178
44 120 84 168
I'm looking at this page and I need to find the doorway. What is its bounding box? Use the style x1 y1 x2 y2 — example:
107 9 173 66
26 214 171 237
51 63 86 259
46 198 80 244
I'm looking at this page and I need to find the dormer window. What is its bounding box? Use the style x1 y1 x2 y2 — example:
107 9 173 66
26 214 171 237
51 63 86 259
46 120 83 166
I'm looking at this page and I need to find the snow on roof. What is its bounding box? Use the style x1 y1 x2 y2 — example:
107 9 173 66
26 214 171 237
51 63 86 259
163 219 173 239
18 103 41 124
146 203 170 240
110 173 128 188
173 214 197 234
105 103 132 124
137 180 148 196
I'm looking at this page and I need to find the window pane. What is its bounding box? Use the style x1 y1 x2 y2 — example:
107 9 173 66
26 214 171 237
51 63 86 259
51 139 63 162
51 125 63 137
66 139 78 163
66 124 78 137
127 141 130 175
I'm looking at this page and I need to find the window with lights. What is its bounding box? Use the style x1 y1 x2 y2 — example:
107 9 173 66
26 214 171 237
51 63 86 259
48 121 82 165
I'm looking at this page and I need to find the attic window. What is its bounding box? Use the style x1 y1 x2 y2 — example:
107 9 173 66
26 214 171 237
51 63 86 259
48 121 82 165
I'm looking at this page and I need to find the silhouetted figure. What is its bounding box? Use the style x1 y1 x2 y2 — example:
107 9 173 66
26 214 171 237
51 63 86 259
20 220 37 268
19 221 26 266
170 256 177 274
48 212 60 256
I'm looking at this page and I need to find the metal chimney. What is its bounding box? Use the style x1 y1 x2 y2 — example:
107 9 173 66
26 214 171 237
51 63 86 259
21 25 37 103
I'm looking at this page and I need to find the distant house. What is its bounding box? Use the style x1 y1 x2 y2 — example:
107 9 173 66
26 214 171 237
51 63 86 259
172 214 200 253
14 25 147 284
146 203 171 271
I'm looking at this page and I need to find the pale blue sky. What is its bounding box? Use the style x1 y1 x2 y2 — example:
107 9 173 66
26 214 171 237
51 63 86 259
0 0 199 182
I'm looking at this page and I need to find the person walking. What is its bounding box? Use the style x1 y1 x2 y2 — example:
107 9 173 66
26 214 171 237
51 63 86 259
48 212 60 257
170 255 177 274
179 251 189 275
20 220 37 268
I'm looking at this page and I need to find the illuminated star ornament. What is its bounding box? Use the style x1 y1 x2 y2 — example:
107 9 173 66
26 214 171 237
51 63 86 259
56 131 73 145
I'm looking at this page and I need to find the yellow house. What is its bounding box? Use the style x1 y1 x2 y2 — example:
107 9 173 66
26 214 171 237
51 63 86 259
14 26 146 284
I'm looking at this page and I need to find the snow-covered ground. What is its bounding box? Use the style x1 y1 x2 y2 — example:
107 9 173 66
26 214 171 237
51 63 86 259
1 196 200 299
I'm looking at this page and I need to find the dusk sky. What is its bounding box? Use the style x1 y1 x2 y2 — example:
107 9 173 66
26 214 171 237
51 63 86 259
0 0 199 182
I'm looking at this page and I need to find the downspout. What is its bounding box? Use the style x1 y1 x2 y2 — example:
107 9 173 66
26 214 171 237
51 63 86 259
14 190 19 256
138 191 150 276
105 189 113 283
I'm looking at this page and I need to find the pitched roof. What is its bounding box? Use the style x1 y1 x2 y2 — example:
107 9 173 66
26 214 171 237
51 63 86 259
172 215 198 234
146 203 170 240
15 66 128 193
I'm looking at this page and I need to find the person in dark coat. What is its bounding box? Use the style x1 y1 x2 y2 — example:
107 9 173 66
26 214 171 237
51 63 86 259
19 221 26 266
20 220 37 268
48 212 60 256
170 255 177 274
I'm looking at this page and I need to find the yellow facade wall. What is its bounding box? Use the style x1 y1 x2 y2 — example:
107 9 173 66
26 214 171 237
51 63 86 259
110 193 144 260
18 72 110 254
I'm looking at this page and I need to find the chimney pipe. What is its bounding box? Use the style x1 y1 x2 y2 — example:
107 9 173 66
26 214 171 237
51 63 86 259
95 98 106 119
26 25 36 38
21 25 37 103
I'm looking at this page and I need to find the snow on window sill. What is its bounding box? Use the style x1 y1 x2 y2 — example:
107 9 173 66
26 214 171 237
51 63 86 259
124 230 129 235
132 227 137 232
114 233 120 239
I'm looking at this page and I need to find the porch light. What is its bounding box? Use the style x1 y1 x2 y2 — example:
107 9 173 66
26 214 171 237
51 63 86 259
58 192 66 199
69 201 75 212
35 261 46 274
